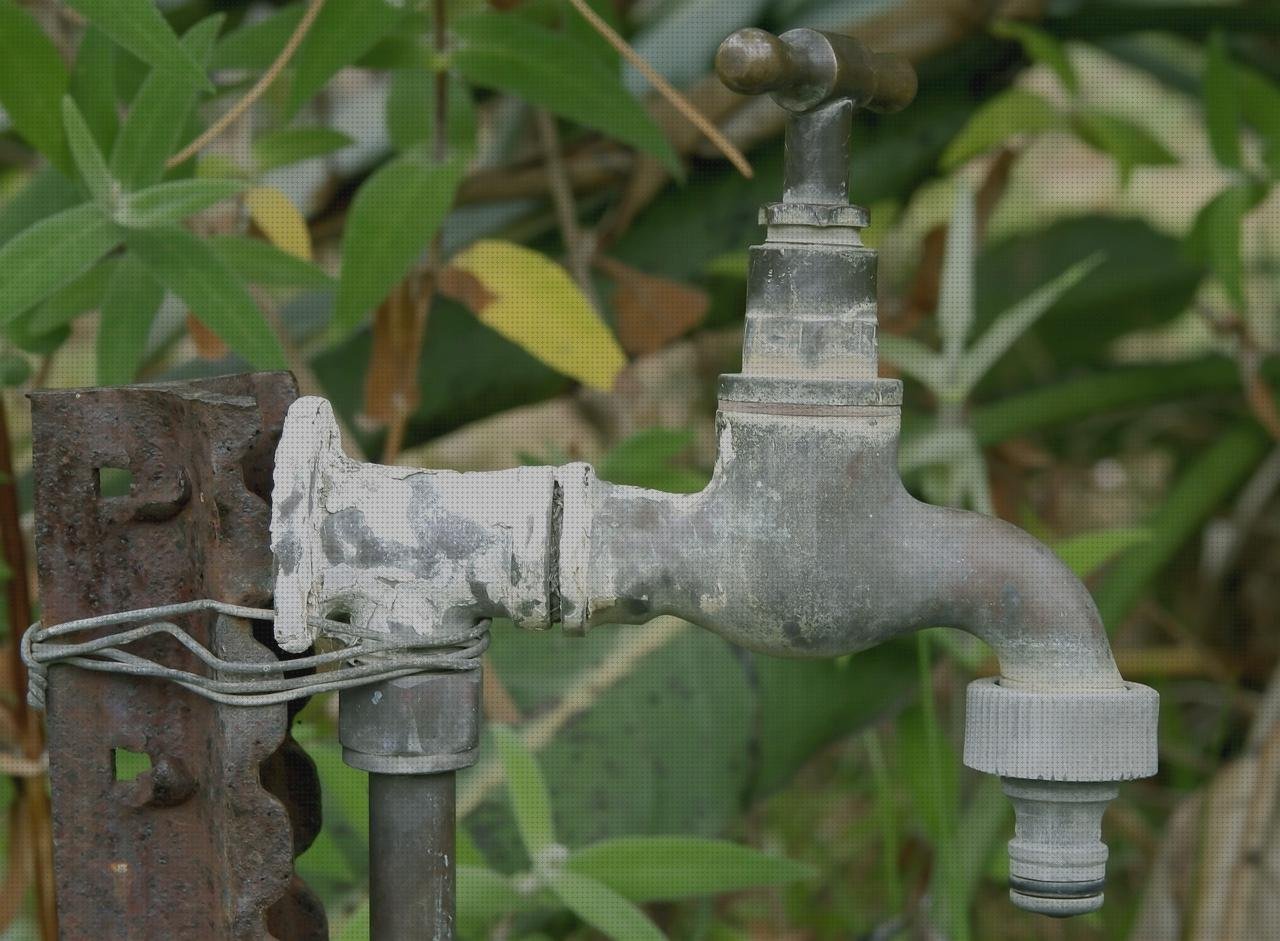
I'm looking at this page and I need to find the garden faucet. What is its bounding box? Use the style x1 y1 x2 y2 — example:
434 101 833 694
270 27 1158 927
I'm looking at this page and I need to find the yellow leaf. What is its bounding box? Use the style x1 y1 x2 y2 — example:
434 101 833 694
245 186 311 261
442 240 626 391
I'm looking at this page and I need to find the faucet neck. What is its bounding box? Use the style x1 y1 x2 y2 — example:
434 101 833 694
782 99 853 205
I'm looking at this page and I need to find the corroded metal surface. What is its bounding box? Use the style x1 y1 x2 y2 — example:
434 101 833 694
30 374 326 940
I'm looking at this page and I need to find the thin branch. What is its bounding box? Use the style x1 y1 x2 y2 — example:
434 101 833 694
564 0 753 178
165 0 326 170
534 108 601 311
0 396 55 941
379 0 447 463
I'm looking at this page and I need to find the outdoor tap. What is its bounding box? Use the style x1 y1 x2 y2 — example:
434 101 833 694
269 27 1157 924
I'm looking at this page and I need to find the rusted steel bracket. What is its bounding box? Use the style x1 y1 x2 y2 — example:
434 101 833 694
29 374 327 940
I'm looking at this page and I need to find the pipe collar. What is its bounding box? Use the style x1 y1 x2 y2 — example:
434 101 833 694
964 677 1159 782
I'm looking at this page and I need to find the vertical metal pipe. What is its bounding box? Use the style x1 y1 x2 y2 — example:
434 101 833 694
343 670 480 940
369 772 457 941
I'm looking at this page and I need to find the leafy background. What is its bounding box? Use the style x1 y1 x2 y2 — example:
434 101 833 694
1 0 1280 938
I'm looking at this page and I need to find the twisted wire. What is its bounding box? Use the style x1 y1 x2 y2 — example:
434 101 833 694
21 600 487 711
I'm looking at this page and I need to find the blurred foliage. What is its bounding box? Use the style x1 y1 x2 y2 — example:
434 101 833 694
1 0 1279 939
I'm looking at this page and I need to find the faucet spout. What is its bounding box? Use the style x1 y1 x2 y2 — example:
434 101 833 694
894 500 1122 689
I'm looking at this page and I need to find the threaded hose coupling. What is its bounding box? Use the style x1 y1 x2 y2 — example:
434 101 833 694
963 678 1159 917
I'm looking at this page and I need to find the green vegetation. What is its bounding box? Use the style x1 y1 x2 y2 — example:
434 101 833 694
2 1 1280 938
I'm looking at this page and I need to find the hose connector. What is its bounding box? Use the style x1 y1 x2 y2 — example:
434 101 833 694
964 678 1159 917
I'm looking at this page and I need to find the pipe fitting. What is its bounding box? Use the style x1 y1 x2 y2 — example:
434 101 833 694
965 678 1159 916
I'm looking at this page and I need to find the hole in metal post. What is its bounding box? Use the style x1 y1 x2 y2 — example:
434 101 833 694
96 466 134 498
113 748 152 782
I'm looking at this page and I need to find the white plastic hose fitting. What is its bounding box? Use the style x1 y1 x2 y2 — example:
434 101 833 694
963 677 1159 917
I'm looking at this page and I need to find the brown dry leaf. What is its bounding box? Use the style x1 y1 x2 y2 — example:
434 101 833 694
187 314 228 360
595 256 709 357
362 279 428 429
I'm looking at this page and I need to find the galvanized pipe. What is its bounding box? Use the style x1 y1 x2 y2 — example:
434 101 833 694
339 671 482 940
369 772 457 940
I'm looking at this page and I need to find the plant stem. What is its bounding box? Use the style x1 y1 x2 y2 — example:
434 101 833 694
379 0 448 464
0 396 56 941
862 730 903 912
534 109 602 311
165 0 326 170
563 0 752 178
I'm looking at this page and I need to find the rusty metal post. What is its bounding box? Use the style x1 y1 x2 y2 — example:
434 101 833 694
29 374 327 940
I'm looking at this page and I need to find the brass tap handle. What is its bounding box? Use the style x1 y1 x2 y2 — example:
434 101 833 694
715 27 916 115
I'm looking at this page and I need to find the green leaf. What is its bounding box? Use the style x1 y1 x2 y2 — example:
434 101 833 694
459 866 530 937
125 225 285 369
938 184 976 371
972 216 1200 370
97 253 163 385
3 314 69 356
492 725 556 857
0 167 82 246
548 870 665 941
1053 527 1151 578
1071 110 1177 187
0 202 120 326
209 234 335 290
1185 182 1265 308
110 15 223 189
878 334 945 393
567 836 812 903
1204 31 1242 170
953 253 1104 395
598 428 706 493
66 0 212 92
253 126 353 173
452 13 680 175
930 775 1008 941
992 19 1078 93
0 353 31 388
1095 420 1271 629
28 256 118 334
0 0 71 172
287 0 405 113
62 96 117 209
212 3 305 72
334 898 368 941
386 69 477 155
863 731 903 910
386 67 434 152
1238 66 1280 179
70 27 119 154
939 87 1062 171
564 0 624 69
118 179 245 229
330 151 465 341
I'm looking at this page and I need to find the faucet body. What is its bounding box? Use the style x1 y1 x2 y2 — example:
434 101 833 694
271 26 1157 922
